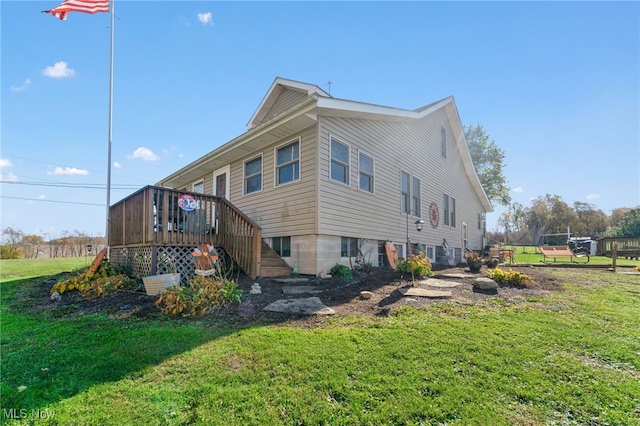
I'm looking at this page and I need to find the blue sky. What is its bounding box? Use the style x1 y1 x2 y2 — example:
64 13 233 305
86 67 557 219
2 1 639 239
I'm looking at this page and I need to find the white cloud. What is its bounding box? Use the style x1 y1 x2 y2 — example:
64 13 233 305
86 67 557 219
127 147 160 161
197 12 213 25
43 61 75 78
49 166 89 176
586 194 600 200
0 159 17 181
10 79 31 92
512 186 523 193
38 194 46 200
113 161 122 169
0 172 18 182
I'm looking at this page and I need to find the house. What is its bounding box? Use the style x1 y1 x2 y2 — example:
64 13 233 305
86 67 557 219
136 77 491 277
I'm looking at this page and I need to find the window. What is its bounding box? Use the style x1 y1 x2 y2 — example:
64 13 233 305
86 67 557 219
272 236 291 257
192 180 204 194
358 151 374 192
441 126 447 159
244 156 262 194
401 171 410 214
412 177 421 216
276 140 300 185
341 237 358 257
478 213 483 230
444 194 450 226
330 137 349 184
444 194 456 227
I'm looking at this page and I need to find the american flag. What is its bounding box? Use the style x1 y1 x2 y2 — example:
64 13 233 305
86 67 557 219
43 0 109 20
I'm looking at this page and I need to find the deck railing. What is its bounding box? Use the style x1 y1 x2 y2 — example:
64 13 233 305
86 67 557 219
109 186 262 278
596 236 640 256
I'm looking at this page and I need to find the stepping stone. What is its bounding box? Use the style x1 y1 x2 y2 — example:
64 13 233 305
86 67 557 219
398 287 452 298
263 297 335 315
273 277 310 284
436 273 475 279
418 278 463 288
282 286 324 295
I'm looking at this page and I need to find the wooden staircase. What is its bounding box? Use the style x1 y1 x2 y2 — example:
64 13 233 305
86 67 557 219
259 241 293 277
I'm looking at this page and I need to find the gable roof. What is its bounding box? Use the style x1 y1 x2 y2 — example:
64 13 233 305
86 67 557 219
247 77 330 130
157 77 492 212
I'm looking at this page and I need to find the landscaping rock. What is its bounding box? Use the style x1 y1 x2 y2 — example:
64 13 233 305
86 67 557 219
360 291 373 300
263 297 335 315
238 301 255 318
473 277 499 291
50 291 62 302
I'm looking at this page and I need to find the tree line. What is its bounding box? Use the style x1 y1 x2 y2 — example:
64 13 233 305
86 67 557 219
464 124 639 245
0 227 105 259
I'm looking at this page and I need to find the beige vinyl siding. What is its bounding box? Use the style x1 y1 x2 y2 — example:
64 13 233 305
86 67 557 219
228 125 317 238
259 89 309 127
318 106 486 252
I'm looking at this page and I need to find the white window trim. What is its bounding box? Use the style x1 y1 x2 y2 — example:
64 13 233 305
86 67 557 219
243 153 264 196
357 149 375 194
192 179 204 194
329 135 351 186
443 193 456 228
274 137 301 187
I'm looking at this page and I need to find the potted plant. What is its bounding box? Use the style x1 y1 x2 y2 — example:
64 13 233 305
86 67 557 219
465 252 483 273
142 252 181 296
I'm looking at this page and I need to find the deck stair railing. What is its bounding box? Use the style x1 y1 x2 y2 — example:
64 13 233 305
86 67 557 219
109 185 261 279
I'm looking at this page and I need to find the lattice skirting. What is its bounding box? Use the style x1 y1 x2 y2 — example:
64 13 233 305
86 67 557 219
110 245 230 285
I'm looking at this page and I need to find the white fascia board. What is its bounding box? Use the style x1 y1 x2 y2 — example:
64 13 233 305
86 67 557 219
445 101 493 212
316 96 454 121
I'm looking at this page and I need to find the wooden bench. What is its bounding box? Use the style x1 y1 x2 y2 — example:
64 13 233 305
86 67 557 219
538 246 589 264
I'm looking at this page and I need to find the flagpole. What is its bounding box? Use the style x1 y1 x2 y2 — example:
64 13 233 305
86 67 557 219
105 0 114 257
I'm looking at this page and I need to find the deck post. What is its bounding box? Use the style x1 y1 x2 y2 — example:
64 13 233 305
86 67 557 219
612 243 617 273
252 227 262 279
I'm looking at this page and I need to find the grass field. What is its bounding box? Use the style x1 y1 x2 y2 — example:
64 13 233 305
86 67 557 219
503 246 639 267
1 264 639 425
0 257 90 283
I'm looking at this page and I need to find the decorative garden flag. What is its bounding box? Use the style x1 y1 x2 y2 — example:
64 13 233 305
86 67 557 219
43 0 109 20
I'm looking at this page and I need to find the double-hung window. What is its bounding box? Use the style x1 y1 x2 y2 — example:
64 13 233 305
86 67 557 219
412 177 421 216
444 193 456 227
358 151 374 193
244 156 262 194
401 171 411 214
330 137 349 184
276 140 300 186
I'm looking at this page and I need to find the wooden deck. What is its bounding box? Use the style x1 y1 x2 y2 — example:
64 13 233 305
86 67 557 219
109 186 262 279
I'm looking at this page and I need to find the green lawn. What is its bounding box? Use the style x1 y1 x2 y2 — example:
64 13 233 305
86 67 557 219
505 246 639 267
0 257 89 283
1 267 639 425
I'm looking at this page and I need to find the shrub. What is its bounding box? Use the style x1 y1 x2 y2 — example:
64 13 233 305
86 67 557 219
486 267 531 287
396 252 434 279
50 262 137 298
155 275 228 317
221 280 242 303
330 264 353 281
635 264 640 272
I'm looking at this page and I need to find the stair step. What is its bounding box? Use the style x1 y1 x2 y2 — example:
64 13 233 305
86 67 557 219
259 266 294 278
